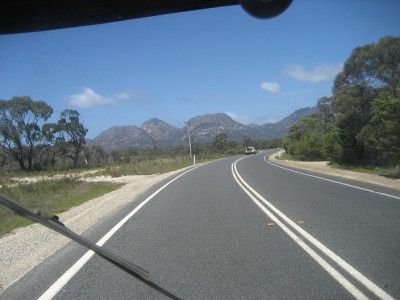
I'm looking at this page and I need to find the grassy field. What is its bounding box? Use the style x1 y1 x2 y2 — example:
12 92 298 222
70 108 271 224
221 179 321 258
98 155 194 177
97 154 230 177
0 178 123 237
0 153 236 237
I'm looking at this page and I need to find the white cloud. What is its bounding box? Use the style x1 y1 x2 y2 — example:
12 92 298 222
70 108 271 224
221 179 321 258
284 63 343 82
260 82 280 93
66 87 132 108
226 112 279 125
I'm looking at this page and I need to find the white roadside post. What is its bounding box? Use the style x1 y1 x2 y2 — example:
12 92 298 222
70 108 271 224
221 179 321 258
193 154 196 165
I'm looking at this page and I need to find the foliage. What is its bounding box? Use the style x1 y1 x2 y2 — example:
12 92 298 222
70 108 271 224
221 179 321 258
242 135 253 148
332 36 400 165
284 36 400 167
317 96 335 125
284 115 340 161
0 96 53 171
46 109 88 168
0 98 92 171
321 129 342 162
211 132 228 153
358 91 400 166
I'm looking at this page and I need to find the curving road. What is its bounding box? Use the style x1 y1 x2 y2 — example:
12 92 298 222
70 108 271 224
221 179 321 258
3 150 400 299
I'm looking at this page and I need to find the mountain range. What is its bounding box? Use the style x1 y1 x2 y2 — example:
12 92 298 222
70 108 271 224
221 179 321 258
90 107 318 150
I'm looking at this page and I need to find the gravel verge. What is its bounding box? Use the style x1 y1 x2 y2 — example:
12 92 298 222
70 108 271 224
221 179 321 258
0 168 191 293
269 150 400 191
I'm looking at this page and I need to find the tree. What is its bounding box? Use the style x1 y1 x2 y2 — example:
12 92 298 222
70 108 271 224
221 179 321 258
321 129 342 163
110 149 129 163
317 96 335 125
358 91 400 166
284 116 324 160
90 146 109 164
227 140 240 154
0 148 10 168
242 135 253 148
212 132 228 154
283 37 399 166
336 36 400 97
42 122 62 166
55 109 88 168
332 36 400 164
284 115 341 162
0 96 53 171
193 141 212 156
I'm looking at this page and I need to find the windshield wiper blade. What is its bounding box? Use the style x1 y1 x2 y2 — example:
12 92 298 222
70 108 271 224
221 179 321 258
0 193 181 299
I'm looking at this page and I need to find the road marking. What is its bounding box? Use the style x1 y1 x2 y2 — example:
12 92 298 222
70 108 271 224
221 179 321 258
264 155 400 201
232 157 395 300
38 165 203 300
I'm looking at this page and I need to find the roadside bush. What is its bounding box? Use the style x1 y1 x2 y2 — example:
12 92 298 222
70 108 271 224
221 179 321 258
385 165 400 179
287 135 325 161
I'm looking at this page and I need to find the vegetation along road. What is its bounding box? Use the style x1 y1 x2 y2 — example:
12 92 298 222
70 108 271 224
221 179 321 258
2 149 399 299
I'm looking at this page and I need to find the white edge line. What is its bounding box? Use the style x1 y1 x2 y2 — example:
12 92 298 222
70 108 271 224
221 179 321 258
38 164 204 300
234 157 395 300
231 160 368 300
264 155 400 201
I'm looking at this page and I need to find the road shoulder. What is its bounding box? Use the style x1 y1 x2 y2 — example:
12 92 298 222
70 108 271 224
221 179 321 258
269 150 400 191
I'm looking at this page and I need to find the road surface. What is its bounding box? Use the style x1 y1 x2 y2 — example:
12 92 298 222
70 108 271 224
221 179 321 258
2 150 400 299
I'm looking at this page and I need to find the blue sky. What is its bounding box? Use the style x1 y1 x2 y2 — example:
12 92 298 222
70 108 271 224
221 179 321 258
1 0 399 139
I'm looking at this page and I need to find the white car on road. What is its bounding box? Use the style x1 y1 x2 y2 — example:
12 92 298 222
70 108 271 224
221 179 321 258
245 147 257 155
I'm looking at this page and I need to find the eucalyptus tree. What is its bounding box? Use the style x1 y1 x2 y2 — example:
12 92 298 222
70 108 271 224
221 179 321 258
0 96 53 171
332 36 400 164
55 109 88 168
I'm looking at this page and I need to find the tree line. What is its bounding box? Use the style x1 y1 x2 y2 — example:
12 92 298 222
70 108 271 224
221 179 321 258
0 96 88 171
194 132 281 156
284 36 400 168
109 133 282 163
0 97 281 172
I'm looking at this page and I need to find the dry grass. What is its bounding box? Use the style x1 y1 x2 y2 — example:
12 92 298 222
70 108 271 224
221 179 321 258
0 178 123 237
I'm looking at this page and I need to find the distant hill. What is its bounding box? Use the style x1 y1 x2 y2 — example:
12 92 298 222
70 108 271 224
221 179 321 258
185 113 250 142
246 123 260 128
90 107 317 150
250 107 319 139
91 125 154 149
140 118 180 145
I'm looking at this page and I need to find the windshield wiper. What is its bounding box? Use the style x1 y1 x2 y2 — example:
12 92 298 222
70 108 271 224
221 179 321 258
0 193 181 299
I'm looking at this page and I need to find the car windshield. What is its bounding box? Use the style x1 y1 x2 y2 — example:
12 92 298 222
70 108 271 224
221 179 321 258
1 1 399 299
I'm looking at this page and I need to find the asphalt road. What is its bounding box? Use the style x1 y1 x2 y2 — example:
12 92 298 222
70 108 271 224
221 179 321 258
3 150 400 299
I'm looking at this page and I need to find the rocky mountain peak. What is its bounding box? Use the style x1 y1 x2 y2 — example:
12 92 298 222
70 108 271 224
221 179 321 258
188 113 235 127
186 113 249 141
140 118 179 141
92 125 153 149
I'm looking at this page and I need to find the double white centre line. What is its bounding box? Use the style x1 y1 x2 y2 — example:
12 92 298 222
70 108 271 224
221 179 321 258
231 156 394 300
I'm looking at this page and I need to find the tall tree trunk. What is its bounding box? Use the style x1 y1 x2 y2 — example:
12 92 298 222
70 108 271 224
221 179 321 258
73 151 79 168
